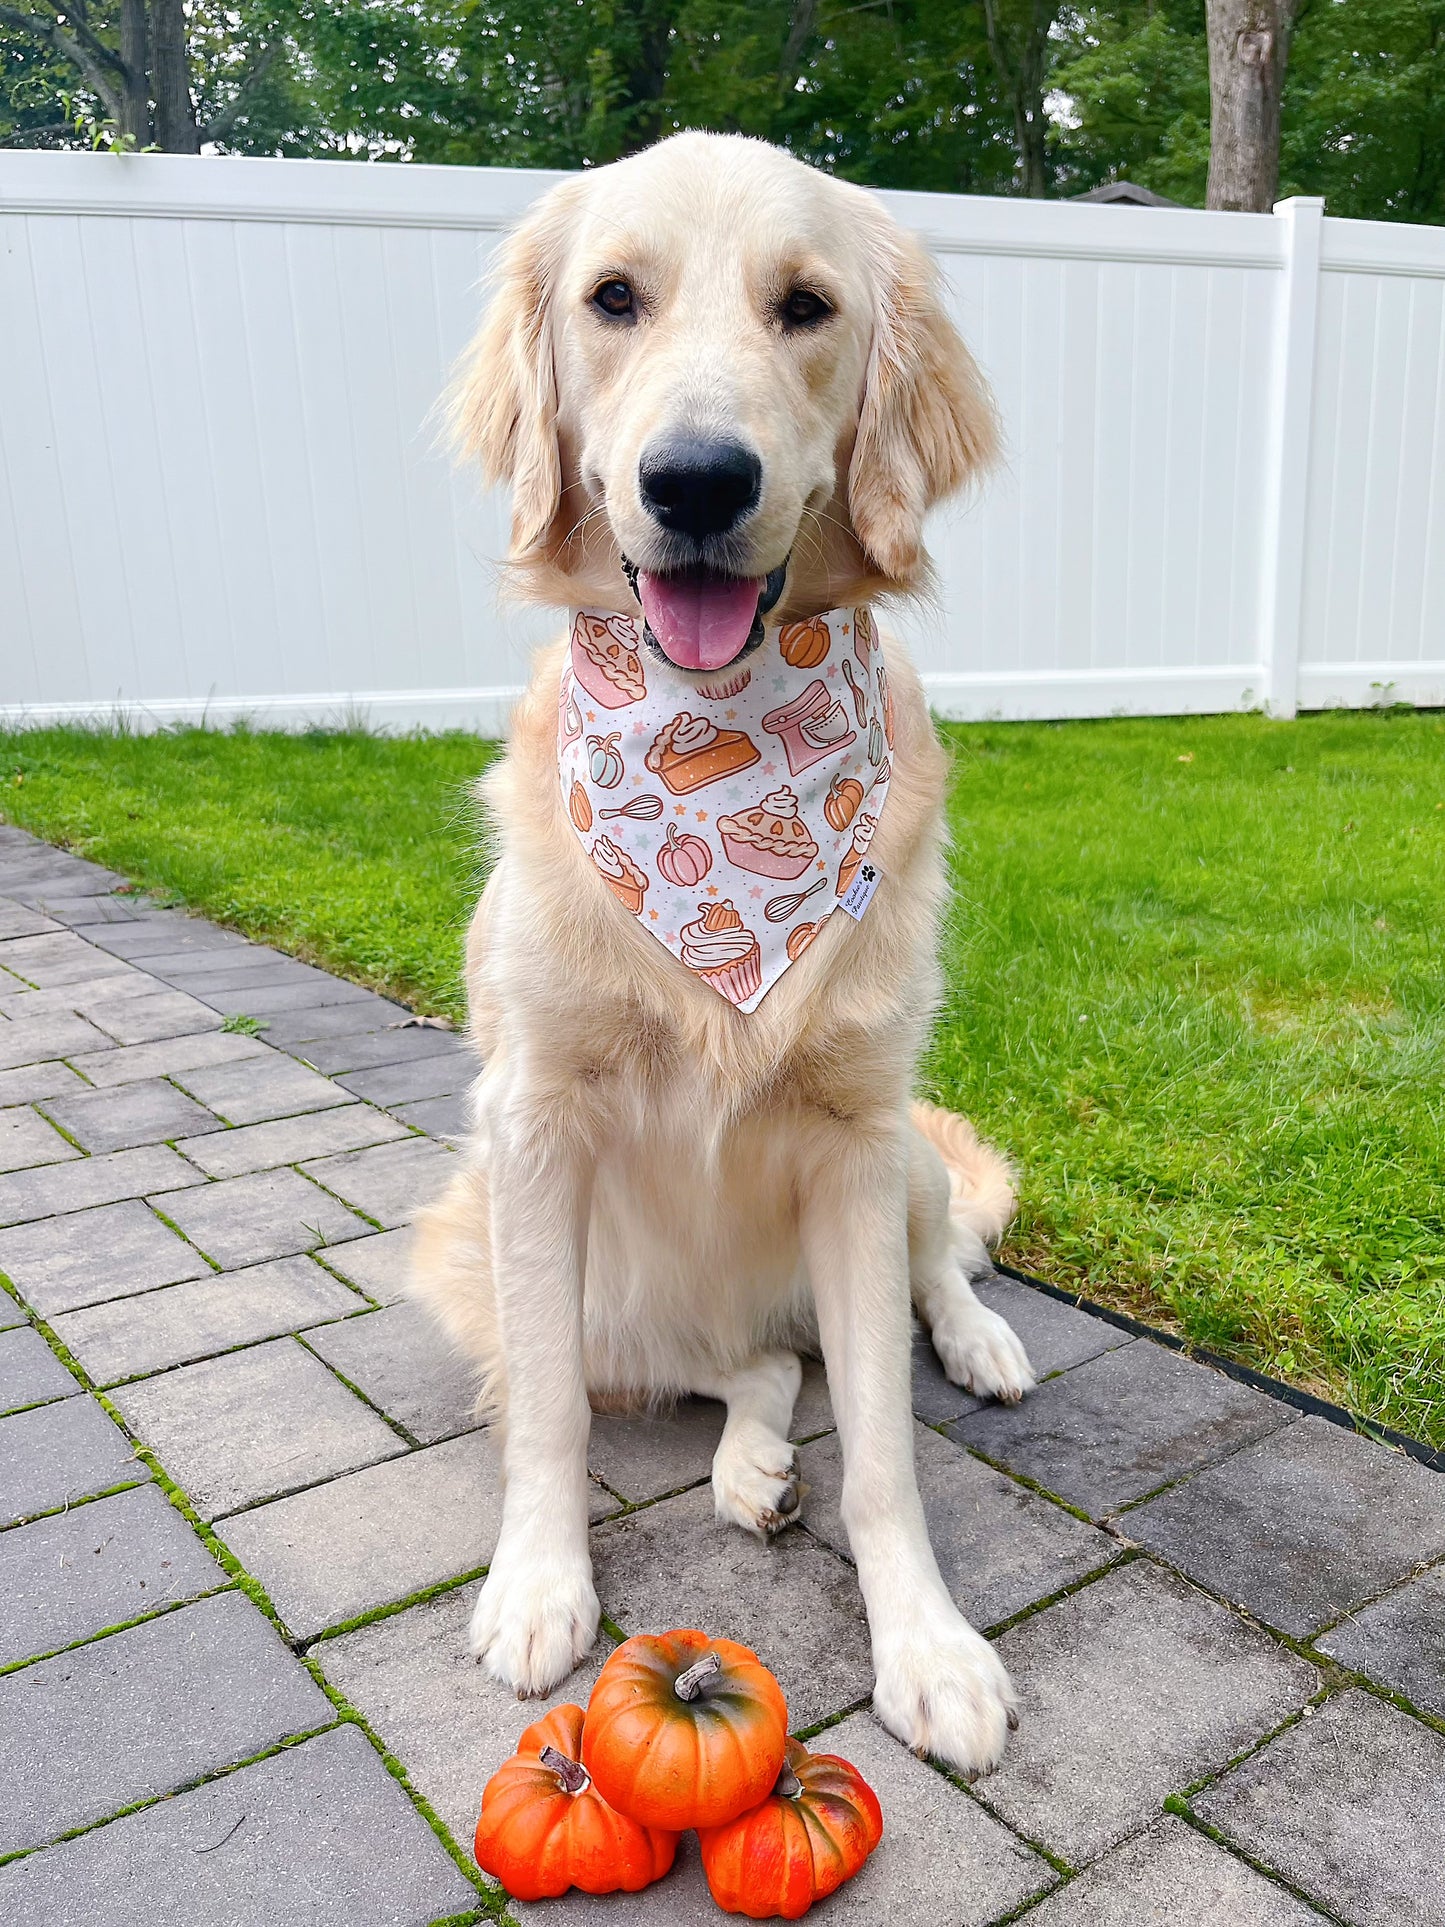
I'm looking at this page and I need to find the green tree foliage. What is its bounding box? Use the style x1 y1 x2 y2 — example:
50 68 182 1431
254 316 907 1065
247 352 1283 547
2 0 1441 220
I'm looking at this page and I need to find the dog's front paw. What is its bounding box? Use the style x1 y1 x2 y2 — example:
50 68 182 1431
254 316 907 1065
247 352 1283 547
872 1609 1018 1778
712 1420 800 1538
931 1296 1034 1405
469 1542 600 1697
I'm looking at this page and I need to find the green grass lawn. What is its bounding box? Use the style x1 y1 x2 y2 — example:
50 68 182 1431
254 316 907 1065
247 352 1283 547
3 711 1442 1449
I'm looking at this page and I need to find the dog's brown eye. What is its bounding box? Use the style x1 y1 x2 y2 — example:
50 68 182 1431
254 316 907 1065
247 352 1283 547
781 288 831 330
593 279 635 318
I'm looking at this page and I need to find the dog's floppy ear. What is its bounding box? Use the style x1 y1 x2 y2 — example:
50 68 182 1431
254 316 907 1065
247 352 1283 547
847 222 999 584
449 184 578 559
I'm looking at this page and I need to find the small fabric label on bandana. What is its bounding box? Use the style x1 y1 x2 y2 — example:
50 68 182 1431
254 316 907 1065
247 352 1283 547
838 859 883 922
558 603 895 1012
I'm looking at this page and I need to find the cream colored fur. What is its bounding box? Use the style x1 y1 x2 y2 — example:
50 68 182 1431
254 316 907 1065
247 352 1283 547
411 131 1034 1777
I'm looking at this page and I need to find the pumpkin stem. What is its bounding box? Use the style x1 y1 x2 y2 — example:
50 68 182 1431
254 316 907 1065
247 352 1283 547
539 1744 590 1794
673 1650 723 1701
775 1768 803 1800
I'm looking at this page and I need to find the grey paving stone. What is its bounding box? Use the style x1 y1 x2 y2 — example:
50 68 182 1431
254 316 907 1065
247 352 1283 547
38 892 146 925
586 1396 724 1501
0 1142 205 1227
304 1301 480 1445
1316 1562 1445 1716
336 1050 477 1107
195 978 386 1019
979 1274 1134 1378
978 1561 1316 1863
257 997 414 1048
113 1337 406 1519
0 1008 114 1071
1126 1416 1445 1639
2 1395 149 1526
0 899 59 940
0 970 154 1020
0 1590 333 1857
591 1483 873 1729
393 1093 469 1138
86 918 250 958
317 1582 616 1854
67 1028 269 1088
318 1225 416 1304
0 856 124 896
802 1423 1118 1632
949 1340 1293 1518
0 929 130 988
0 1481 226 1667
0 1721 476 1927
0 1197 209 1315
171 1050 354 1126
139 943 295 979
791 1356 834 1438
219 1429 508 1640
174 1100 409 1179
73 986 222 1044
0 1102 80 1172
51 1257 365 1384
1021 1816 1325 1925
300 1136 457 1230
300 1026 465 1077
39 1075 224 1154
156 1167 373 1268
0 1323 78 1412
0 1298 23 1330
509 1709 1051 1925
1196 1689 1445 1927
0 1058 88 1107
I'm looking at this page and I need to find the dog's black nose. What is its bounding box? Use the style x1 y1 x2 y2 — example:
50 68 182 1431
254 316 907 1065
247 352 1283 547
639 437 761 538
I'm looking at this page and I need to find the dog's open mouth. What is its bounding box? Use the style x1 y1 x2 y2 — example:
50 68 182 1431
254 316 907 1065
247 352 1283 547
621 559 788 673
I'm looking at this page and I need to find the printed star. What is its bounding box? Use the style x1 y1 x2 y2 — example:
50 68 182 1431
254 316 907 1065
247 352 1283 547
706 885 719 897
674 803 687 816
761 761 777 777
631 720 647 735
841 622 851 634
748 885 763 900
664 931 676 944
695 810 708 822
826 664 838 678
773 677 787 691
648 908 658 920
816 860 826 871
586 710 596 723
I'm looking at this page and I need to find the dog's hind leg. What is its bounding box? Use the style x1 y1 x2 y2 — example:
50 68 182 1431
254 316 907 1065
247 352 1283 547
908 1109 1033 1405
690 1350 803 1539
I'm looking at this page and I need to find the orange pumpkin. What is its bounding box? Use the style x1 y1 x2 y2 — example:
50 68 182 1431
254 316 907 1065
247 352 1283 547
697 1737 884 1920
473 1703 677 1902
569 780 593 831
582 1631 788 1831
824 774 864 831
779 618 830 669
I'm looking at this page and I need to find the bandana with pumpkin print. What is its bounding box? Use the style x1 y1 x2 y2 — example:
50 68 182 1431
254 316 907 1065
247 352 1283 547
558 604 894 1012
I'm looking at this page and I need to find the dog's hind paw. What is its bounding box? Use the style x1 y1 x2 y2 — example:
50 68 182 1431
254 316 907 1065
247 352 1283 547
469 1546 600 1698
931 1295 1034 1405
872 1608 1018 1779
712 1421 801 1539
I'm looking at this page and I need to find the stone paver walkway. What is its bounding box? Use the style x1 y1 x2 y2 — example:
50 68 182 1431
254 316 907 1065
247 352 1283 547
0 818 1442 1925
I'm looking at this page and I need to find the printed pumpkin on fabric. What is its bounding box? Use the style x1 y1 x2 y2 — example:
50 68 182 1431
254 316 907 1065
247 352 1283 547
559 605 894 1012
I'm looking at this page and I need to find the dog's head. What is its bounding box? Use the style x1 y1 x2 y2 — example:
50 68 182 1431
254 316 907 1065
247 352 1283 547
451 131 997 676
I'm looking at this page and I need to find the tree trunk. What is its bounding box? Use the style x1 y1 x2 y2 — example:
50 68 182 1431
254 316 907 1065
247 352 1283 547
982 0 1055 199
150 0 200 151
1205 0 1297 210
117 0 152 145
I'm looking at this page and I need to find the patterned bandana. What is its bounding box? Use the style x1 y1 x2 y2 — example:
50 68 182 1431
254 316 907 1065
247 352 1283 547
558 604 894 1012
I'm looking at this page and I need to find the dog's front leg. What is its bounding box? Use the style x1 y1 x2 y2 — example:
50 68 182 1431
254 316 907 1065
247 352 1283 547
469 1079 599 1696
801 1117 1018 1777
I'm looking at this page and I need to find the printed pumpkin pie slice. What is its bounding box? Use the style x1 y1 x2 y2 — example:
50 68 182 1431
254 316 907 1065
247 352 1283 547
592 835 648 914
717 786 819 880
571 611 648 710
646 712 760 795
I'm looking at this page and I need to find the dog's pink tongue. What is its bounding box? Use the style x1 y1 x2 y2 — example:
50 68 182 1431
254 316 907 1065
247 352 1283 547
638 572 762 671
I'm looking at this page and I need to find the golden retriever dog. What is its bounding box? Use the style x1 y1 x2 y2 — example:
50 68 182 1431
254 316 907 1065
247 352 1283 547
411 130 1035 1776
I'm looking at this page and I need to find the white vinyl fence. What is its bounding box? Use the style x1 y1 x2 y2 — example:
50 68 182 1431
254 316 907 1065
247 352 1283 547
2 151 1444 731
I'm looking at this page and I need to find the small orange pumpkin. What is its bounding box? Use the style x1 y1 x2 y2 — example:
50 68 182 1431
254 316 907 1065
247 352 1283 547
582 1631 788 1831
786 918 826 961
569 780 593 831
697 1736 884 1920
473 1703 677 1902
657 822 712 888
779 618 830 669
824 775 864 832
